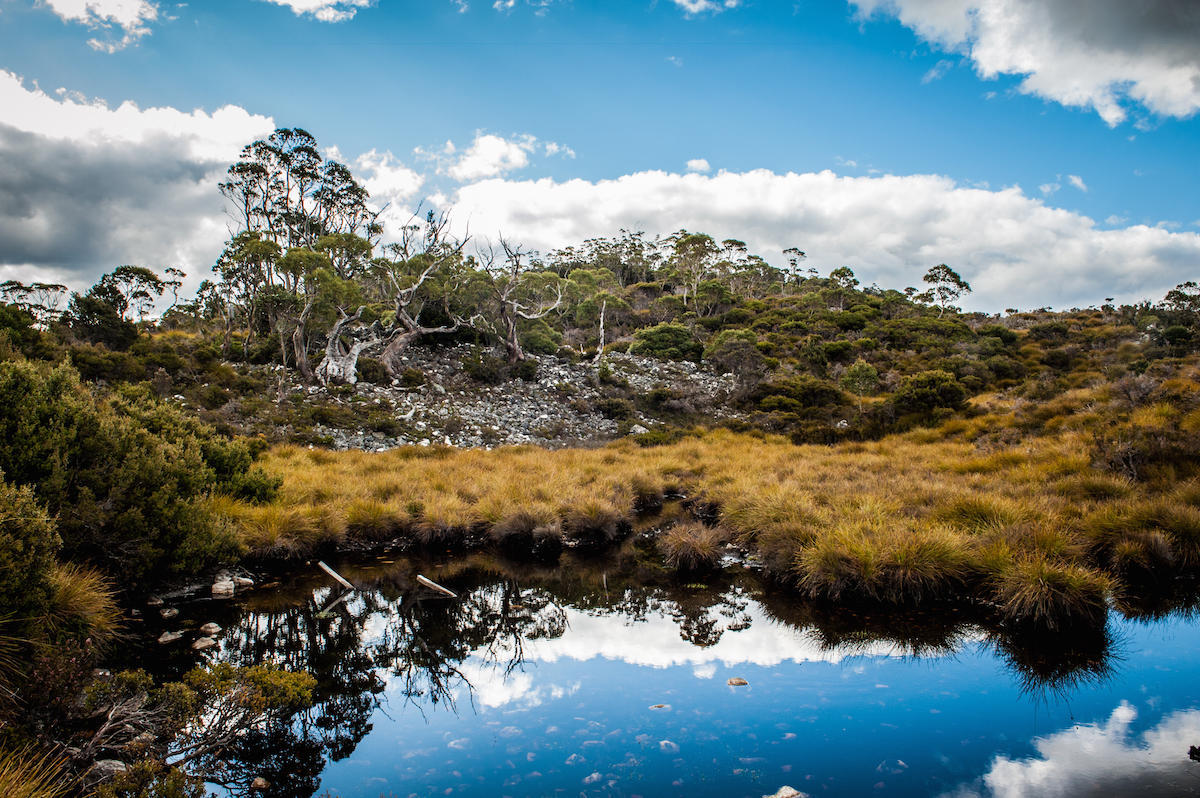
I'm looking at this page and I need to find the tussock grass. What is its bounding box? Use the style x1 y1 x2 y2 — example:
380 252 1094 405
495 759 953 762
0 747 71 798
44 563 121 642
218 423 1194 625
660 522 725 572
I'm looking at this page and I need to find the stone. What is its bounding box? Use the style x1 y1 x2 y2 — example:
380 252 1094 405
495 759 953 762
157 631 182 644
192 636 217 651
727 677 749 686
233 576 255 588
146 595 164 607
629 424 650 434
199 622 222 635
87 760 128 783
212 580 235 598
762 788 805 798
159 607 179 620
251 776 270 791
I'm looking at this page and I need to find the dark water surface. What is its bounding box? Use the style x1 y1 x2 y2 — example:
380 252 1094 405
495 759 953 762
133 555 1200 797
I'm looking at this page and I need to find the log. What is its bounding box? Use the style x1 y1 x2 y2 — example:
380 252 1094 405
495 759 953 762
317 560 354 589
416 574 457 598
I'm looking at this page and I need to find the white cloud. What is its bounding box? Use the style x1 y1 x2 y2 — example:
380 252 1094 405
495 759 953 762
672 0 741 14
259 0 375 23
440 132 572 182
1067 174 1088 192
0 69 273 294
444 167 1200 311
922 58 953 84
686 158 711 173
851 0 1200 125
42 0 159 52
1039 182 1060 197
944 702 1200 798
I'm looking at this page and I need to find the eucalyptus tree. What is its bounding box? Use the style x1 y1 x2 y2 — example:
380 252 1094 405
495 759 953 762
476 239 565 363
923 263 972 318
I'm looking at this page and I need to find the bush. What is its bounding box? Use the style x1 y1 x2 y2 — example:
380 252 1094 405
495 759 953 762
892 370 967 414
0 362 267 586
0 477 59 623
356 356 388 384
630 323 702 361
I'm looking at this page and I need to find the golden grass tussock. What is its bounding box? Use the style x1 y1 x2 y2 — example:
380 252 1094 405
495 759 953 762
660 522 726 572
0 747 71 798
217 423 1199 623
992 558 1111 629
44 563 121 642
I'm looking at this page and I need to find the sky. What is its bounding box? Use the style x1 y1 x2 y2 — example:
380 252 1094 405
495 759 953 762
0 0 1198 312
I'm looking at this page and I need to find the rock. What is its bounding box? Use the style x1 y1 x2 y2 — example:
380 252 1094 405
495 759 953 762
251 776 270 791
159 607 179 620
727 677 749 686
192 636 217 651
629 424 650 435
649 704 669 710
146 595 164 607
211 580 235 598
233 576 254 589
762 788 805 798
157 631 182 644
87 760 127 783
199 622 222 635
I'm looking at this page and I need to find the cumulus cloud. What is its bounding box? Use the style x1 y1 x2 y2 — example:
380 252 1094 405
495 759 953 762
444 167 1200 311
1068 174 1088 192
672 0 741 14
685 158 711 173
851 0 1200 125
437 132 572 182
0 70 273 293
42 0 160 52
259 0 375 23
944 702 1200 798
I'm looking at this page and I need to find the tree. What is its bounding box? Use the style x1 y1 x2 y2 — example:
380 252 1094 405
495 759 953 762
477 239 564 364
840 359 879 412
923 264 971 318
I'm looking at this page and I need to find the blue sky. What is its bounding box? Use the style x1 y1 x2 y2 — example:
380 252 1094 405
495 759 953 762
1 0 1198 310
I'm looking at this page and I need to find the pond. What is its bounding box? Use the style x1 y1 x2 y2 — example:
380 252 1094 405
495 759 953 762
129 554 1200 798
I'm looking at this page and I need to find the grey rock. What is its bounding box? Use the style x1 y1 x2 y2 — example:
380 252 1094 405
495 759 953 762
87 760 127 783
192 636 217 651
211 580 235 598
233 576 254 589
157 630 182 644
199 622 222 635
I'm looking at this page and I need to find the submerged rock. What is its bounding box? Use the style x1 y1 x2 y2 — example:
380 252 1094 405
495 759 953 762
157 631 182 644
192 636 217 651
159 607 179 620
727 677 749 686
763 788 805 798
212 580 235 598
233 576 255 589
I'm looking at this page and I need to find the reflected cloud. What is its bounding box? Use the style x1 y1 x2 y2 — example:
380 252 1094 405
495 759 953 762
945 702 1200 798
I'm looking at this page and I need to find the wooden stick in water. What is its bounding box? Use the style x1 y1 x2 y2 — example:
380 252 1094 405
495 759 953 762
317 560 354 589
416 574 458 598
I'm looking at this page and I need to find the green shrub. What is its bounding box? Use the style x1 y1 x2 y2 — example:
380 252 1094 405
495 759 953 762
892 370 968 414
0 477 59 623
630 323 702 361
0 362 267 586
356 356 389 384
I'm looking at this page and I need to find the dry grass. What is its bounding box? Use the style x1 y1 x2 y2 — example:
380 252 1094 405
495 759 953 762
660 522 726 572
43 563 121 642
0 747 71 798
214 418 1196 625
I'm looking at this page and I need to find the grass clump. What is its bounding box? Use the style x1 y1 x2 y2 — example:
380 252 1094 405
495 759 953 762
660 522 725 573
993 558 1110 629
44 563 121 642
0 747 71 798
490 510 563 561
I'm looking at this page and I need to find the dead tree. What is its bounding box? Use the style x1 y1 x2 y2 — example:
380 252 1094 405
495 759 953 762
479 239 564 363
314 306 386 385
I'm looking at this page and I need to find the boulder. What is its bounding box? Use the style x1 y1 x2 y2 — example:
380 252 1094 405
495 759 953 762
251 776 270 791
233 576 254 589
157 631 182 644
211 580 235 598
192 636 217 651
629 424 650 435
87 760 127 783
762 788 805 798
199 622 222 635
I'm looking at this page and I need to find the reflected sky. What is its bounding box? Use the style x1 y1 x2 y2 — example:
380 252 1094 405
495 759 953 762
143 558 1200 798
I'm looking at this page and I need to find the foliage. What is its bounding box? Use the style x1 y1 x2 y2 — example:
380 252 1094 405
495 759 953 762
630 323 702 361
892 370 968 415
0 477 59 623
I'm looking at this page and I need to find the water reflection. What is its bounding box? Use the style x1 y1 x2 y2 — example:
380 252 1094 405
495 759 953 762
142 553 1200 797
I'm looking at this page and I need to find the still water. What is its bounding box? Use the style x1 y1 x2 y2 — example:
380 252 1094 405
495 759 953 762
137 555 1200 797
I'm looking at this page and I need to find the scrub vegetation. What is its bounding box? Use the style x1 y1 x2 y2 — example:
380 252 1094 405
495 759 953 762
2 126 1200 793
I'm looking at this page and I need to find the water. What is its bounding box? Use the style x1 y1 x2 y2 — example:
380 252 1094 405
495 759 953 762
133 554 1200 797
